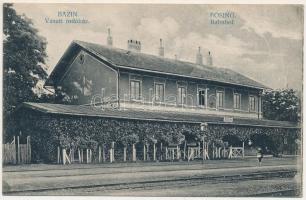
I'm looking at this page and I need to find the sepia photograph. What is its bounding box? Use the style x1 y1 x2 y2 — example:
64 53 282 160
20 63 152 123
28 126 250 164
2 2 303 197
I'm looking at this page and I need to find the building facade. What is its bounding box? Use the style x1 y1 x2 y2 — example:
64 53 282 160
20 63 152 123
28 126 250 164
16 35 300 163
47 40 264 119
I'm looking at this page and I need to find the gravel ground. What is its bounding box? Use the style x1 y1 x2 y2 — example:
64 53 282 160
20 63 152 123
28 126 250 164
3 156 299 172
11 177 300 196
3 156 301 196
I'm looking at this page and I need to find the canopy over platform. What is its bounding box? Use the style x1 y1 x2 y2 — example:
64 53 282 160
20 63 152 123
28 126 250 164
21 102 299 129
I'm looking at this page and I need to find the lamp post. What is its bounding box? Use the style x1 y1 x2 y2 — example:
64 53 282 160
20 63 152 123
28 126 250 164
200 123 208 164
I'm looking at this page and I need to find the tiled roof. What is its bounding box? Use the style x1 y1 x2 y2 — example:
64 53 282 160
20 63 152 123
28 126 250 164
22 102 299 129
46 40 267 89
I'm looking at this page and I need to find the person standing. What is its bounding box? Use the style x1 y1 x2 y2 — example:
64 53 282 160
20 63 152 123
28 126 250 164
257 147 263 167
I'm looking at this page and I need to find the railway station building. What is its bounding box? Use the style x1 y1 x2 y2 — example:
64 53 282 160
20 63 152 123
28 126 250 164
16 32 300 163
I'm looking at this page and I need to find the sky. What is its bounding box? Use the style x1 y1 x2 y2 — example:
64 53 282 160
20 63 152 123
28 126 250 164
13 4 303 91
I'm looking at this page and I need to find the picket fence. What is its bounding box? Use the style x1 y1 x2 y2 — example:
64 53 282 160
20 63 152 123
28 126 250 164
57 139 245 165
3 136 31 164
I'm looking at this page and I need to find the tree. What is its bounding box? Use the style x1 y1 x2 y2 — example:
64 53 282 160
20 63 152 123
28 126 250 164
262 89 300 122
3 4 49 141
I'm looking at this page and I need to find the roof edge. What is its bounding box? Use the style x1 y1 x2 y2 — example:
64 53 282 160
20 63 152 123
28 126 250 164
46 40 270 90
21 102 300 129
117 64 267 90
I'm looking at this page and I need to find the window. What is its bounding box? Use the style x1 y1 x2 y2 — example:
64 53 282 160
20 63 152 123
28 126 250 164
155 83 165 102
198 89 206 106
177 86 186 105
216 91 224 108
249 96 256 112
233 93 241 109
130 80 141 100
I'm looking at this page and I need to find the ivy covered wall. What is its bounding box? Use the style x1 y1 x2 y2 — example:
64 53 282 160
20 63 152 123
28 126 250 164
16 108 300 163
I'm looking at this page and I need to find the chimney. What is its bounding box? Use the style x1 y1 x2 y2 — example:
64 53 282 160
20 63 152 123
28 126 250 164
127 39 141 52
107 28 113 46
206 51 213 66
158 38 164 57
196 46 203 65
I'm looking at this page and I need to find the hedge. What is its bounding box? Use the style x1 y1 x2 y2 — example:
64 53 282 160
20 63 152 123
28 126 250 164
16 109 300 162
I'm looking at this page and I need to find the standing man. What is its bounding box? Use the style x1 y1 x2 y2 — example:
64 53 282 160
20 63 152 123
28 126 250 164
257 147 264 167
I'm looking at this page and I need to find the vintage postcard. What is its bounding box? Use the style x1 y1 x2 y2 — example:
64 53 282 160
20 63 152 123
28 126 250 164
1 2 304 198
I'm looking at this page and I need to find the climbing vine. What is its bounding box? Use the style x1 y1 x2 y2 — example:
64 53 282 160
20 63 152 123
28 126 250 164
17 109 300 162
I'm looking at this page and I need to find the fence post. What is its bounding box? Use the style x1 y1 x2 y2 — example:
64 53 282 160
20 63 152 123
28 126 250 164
202 138 205 161
176 145 180 160
123 146 127 162
57 146 60 164
29 136 32 163
86 149 89 164
81 149 83 163
109 148 112 163
98 146 102 163
102 144 106 162
11 136 16 164
143 144 146 161
26 136 29 163
86 149 88 163
206 142 209 160
110 142 115 163
62 149 66 165
111 141 115 162
90 149 93 163
212 143 215 159
71 149 74 163
146 143 150 161
78 149 81 163
160 142 163 161
184 141 186 160
187 147 189 162
153 143 156 161
132 144 136 162
197 142 200 158
165 146 168 160
242 142 245 158
228 146 232 159
17 136 20 164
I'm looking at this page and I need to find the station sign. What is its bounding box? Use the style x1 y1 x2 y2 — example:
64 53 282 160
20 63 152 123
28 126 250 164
223 116 234 123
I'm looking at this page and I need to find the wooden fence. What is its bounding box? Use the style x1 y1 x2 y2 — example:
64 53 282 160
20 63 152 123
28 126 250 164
3 136 31 165
57 140 245 165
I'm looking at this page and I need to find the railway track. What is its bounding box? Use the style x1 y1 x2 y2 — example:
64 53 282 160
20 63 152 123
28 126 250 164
251 189 300 197
4 169 297 195
3 160 256 173
4 164 293 178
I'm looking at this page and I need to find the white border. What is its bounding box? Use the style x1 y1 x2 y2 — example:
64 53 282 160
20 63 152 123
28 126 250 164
0 1 304 200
